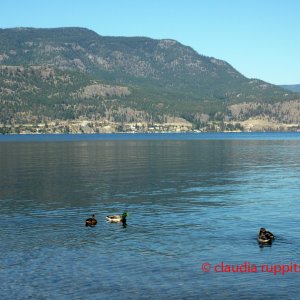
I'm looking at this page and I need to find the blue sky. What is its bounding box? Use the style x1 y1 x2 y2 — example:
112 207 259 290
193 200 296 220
1 0 299 84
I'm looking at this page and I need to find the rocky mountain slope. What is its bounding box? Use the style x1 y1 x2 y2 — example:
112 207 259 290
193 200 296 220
0 27 299 132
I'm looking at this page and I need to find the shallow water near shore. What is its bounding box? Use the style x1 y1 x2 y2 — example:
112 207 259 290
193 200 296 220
1 132 300 299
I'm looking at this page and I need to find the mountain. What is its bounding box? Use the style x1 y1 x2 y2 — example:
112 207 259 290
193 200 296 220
0 27 299 132
280 84 300 93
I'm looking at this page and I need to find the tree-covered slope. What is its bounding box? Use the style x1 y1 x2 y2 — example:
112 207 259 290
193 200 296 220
0 27 299 126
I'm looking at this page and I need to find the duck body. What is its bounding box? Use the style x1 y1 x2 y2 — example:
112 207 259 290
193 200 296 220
258 228 274 244
85 214 97 227
106 212 127 224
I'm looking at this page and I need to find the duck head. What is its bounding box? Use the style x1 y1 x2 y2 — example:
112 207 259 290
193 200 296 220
259 228 266 235
121 212 128 226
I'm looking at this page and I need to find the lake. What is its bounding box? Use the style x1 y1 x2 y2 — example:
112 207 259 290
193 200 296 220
1 132 300 299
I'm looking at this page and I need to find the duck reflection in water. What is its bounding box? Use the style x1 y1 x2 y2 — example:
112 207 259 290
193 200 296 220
122 216 127 228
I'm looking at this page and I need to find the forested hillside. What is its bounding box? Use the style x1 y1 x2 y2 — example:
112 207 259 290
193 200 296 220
0 27 299 132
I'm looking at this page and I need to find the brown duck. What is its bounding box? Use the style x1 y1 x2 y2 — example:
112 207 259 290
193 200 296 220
258 227 275 244
85 214 97 227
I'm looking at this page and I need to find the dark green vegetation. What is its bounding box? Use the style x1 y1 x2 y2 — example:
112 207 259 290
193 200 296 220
0 27 299 129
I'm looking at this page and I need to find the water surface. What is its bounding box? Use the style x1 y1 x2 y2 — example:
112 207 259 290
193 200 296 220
1 133 300 299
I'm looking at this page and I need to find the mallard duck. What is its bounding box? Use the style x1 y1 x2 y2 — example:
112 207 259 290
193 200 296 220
258 227 275 244
85 214 97 227
106 212 127 224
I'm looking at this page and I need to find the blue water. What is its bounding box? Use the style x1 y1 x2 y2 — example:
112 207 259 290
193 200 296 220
1 132 300 299
1 131 300 142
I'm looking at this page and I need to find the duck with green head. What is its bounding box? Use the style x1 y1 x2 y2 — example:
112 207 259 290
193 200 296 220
106 212 128 225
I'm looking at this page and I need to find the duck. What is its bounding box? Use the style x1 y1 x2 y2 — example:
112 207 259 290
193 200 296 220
106 212 128 225
85 214 97 227
258 227 275 244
